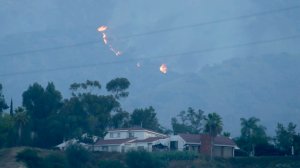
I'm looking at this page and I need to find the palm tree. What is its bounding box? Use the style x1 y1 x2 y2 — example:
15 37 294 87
204 112 223 161
14 107 29 145
240 117 266 156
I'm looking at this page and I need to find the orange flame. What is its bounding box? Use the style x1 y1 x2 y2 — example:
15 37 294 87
97 26 108 32
102 33 108 44
160 64 167 74
97 25 122 56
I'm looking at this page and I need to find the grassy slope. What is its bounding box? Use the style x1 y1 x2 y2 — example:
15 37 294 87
0 147 27 168
169 156 300 168
0 147 300 168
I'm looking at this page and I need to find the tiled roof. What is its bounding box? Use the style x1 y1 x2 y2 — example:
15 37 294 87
108 127 148 131
107 127 166 136
133 137 167 143
214 136 236 146
179 134 201 144
178 134 236 146
95 138 135 145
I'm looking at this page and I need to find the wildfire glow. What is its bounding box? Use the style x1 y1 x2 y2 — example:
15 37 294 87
97 25 122 56
97 26 108 32
102 33 108 44
160 64 167 74
109 45 122 56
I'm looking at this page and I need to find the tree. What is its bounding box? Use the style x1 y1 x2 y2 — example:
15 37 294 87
9 99 13 116
66 145 91 168
0 114 14 147
239 117 268 156
106 78 130 99
61 81 120 139
0 84 8 114
204 112 223 160
276 122 297 155
111 109 130 128
223 132 231 137
22 82 63 147
70 80 101 96
171 107 204 134
130 106 160 131
14 107 29 146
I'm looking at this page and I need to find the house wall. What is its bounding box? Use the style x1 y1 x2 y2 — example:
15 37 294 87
104 130 163 140
135 142 153 152
213 146 234 158
223 146 234 158
93 145 122 152
104 131 129 139
169 135 186 151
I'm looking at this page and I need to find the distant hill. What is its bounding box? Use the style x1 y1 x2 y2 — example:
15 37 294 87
124 53 300 135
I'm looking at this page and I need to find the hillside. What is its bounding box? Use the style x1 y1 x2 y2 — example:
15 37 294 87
123 53 300 135
0 147 299 168
0 147 27 168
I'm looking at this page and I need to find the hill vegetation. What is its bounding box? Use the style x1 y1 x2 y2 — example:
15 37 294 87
0 147 299 168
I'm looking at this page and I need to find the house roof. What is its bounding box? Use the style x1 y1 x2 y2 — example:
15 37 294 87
178 134 236 147
108 127 148 131
179 134 201 144
95 138 135 145
107 127 166 136
133 137 167 143
214 136 236 146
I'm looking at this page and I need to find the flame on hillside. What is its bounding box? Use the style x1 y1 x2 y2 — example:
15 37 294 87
97 25 121 56
160 64 167 74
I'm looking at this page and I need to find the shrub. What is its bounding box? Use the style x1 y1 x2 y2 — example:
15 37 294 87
125 150 166 168
44 153 69 168
66 144 91 168
155 151 198 161
16 148 44 168
98 160 125 168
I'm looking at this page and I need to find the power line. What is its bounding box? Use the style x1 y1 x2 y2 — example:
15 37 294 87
0 34 299 78
0 5 299 58
120 5 300 39
0 40 100 58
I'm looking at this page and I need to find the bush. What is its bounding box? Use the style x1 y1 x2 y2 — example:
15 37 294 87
155 151 198 161
66 144 91 168
125 150 167 168
44 153 69 168
16 149 44 168
98 160 125 168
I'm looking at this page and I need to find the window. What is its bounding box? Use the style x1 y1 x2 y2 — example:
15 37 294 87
137 146 144 150
110 133 113 138
117 133 120 138
102 146 108 151
110 146 118 152
129 132 134 138
170 141 178 150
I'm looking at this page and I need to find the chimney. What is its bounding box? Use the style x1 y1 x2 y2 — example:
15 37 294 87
200 134 212 156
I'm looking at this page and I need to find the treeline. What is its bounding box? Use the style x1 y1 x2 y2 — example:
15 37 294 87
0 79 300 156
171 107 300 156
0 78 162 149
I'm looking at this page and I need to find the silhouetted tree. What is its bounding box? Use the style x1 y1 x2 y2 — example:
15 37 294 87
0 84 8 114
130 106 160 131
276 122 297 155
14 107 29 146
238 117 268 156
204 112 223 161
171 107 205 134
106 78 130 99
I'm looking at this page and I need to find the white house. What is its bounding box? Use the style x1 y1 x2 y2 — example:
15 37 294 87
92 127 168 152
56 127 237 157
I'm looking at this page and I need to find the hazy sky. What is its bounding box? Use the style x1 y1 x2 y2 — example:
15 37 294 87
1 0 300 135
